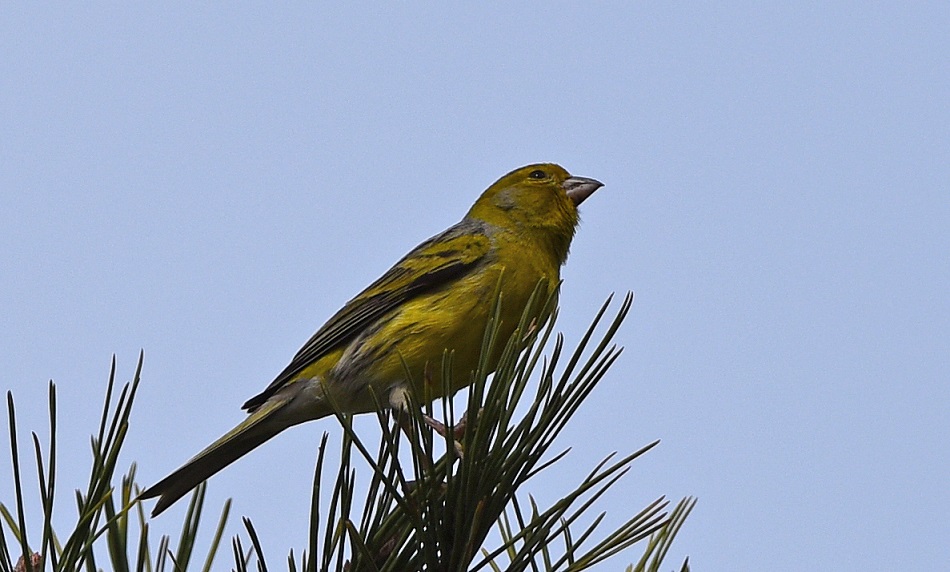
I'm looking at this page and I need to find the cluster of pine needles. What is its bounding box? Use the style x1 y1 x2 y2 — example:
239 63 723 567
1 293 694 571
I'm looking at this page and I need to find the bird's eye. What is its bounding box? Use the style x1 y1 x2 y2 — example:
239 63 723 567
528 169 546 179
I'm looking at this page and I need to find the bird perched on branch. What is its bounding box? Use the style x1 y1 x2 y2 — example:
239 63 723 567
141 163 603 516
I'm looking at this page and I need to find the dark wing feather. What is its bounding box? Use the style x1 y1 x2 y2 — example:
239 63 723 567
242 219 491 411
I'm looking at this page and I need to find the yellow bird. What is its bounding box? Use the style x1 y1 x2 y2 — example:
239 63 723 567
141 164 602 516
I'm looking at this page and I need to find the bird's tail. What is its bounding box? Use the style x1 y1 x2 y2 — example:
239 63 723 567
140 398 292 517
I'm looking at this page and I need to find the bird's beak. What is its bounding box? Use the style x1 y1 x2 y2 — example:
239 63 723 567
564 176 604 206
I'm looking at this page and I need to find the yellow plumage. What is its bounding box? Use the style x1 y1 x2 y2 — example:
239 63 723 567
141 163 602 516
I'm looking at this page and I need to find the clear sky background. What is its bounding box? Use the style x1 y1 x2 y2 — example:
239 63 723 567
2 3 948 570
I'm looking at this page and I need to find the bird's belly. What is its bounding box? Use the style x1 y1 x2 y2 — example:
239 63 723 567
378 282 500 398
336 268 553 406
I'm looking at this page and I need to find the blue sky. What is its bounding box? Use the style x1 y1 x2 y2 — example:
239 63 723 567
2 3 948 569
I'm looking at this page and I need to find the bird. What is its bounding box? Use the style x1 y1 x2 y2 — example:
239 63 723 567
140 163 603 516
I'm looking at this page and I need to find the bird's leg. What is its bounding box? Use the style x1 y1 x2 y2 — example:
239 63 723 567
420 413 447 435
422 407 483 458
394 408 434 472
422 414 464 458
450 407 483 439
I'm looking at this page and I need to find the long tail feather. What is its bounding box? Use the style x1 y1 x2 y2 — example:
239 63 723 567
140 400 289 516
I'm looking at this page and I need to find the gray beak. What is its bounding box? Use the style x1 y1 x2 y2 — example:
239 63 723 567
564 176 604 206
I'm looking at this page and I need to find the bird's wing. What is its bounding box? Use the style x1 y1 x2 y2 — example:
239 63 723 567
241 219 492 411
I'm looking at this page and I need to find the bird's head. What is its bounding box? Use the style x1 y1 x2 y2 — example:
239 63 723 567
467 163 603 264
